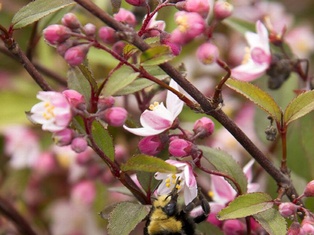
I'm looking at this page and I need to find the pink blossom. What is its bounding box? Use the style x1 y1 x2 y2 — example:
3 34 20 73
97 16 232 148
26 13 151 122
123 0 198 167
30 91 72 132
231 21 271 81
143 13 166 37
303 180 314 197
71 137 88 153
196 42 220 65
214 1 234 20
138 135 163 155
125 0 147 7
278 202 298 217
43 24 72 45
113 8 136 27
155 160 197 205
83 23 96 37
169 139 193 157
193 117 215 138
61 13 81 29
62 89 85 108
98 27 118 44
101 107 128 127
123 79 184 136
176 0 210 18
52 128 74 146
64 44 90 66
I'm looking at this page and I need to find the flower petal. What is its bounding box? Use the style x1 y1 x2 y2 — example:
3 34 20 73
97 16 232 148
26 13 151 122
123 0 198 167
232 61 268 81
211 175 236 204
166 79 184 119
140 109 172 130
123 125 164 136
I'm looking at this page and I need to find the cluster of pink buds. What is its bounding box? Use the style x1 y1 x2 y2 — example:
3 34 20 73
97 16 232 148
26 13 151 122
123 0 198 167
43 13 96 66
29 89 128 154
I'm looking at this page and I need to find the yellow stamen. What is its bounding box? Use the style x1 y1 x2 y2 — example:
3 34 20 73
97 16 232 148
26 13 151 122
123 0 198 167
149 101 160 110
241 47 251 64
208 191 214 198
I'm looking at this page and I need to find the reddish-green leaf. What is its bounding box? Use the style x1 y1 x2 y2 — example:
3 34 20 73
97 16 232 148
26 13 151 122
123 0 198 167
199 146 247 194
140 45 174 66
284 90 314 126
121 154 177 173
218 192 274 220
226 78 282 123
12 0 75 29
253 208 287 235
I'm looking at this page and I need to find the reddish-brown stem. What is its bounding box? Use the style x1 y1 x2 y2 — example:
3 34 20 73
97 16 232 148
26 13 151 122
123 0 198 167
279 126 288 175
0 196 38 235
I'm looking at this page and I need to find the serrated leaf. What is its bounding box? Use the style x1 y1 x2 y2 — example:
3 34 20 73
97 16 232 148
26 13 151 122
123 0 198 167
91 121 115 161
107 202 149 235
136 171 158 193
67 67 91 107
102 65 140 96
12 0 75 29
226 78 282 123
140 45 174 66
284 90 314 126
78 64 98 94
199 146 247 194
223 17 255 34
121 154 177 173
218 192 274 220
253 208 287 235
114 78 155 96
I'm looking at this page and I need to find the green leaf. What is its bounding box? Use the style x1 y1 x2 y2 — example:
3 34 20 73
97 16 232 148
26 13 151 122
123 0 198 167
67 67 92 107
121 154 178 173
12 0 75 29
136 171 159 193
218 192 274 220
284 90 314 126
199 146 247 194
78 64 98 95
102 65 140 96
226 78 282 123
91 121 115 161
253 208 287 235
223 17 255 34
114 78 155 96
140 45 174 66
107 202 149 235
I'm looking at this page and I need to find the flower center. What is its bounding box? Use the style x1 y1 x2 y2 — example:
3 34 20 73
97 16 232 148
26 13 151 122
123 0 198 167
149 101 160 111
43 102 55 120
176 16 189 33
165 174 181 190
251 47 269 64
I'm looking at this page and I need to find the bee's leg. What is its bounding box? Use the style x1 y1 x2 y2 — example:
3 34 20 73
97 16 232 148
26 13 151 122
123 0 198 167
193 192 210 224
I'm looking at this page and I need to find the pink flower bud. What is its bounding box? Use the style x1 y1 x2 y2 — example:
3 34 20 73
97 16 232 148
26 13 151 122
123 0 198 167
278 202 298 217
52 128 74 146
71 180 96 206
101 107 128 127
43 24 72 45
98 26 118 44
76 150 93 166
193 117 215 138
138 135 163 155
97 96 115 110
71 137 88 153
304 180 314 197
161 32 182 56
64 44 90 66
287 222 301 235
169 139 193 157
300 222 314 235
214 0 234 21
83 23 96 37
196 42 220 64
61 13 81 29
125 0 147 7
222 220 246 235
62 89 85 109
34 152 57 174
176 0 210 18
56 39 74 56
114 8 137 27
112 41 126 56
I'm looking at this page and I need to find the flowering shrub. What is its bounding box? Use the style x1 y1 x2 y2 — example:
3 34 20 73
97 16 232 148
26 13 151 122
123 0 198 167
1 0 314 234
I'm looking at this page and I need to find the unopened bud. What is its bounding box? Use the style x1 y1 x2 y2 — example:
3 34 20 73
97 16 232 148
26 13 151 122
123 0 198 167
83 23 96 37
193 117 215 138
138 135 163 155
101 107 128 127
64 44 90 66
214 1 233 21
112 41 126 56
222 220 246 234
278 202 298 217
71 137 88 153
97 96 115 110
304 180 314 197
287 222 301 235
61 13 81 29
98 26 118 44
114 8 137 27
53 128 74 146
43 24 72 45
57 39 74 56
62 89 85 109
176 0 210 18
196 42 220 64
169 139 193 157
125 0 147 7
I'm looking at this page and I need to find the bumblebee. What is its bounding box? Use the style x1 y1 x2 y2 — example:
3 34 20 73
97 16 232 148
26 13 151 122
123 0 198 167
144 180 210 235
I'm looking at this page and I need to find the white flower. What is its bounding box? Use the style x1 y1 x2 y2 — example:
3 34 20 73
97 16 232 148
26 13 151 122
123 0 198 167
123 79 184 136
154 159 197 205
232 21 271 81
30 91 72 132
